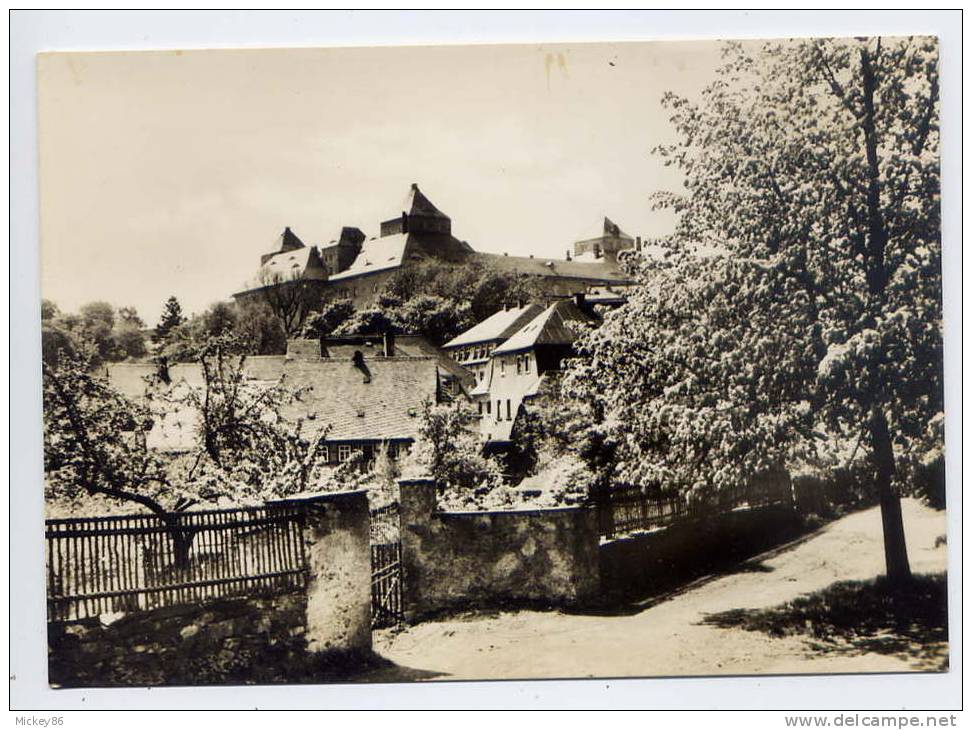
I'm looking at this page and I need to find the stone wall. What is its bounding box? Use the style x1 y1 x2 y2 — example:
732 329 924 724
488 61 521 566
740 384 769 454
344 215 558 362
399 479 600 620
292 490 372 654
48 489 373 687
48 593 310 687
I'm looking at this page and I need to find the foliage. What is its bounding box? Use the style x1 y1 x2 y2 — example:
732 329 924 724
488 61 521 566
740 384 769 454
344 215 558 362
405 400 504 503
383 258 542 323
41 300 148 366
41 323 78 369
328 294 473 347
162 300 286 362
504 375 596 488
233 300 288 356
302 300 356 339
113 323 148 359
42 343 177 513
117 306 145 329
333 307 398 338
154 296 185 343
41 299 60 321
565 37 941 580
44 330 346 522
149 334 339 503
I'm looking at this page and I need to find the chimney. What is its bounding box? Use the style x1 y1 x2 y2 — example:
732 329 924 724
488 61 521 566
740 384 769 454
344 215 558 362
383 331 396 357
352 350 372 384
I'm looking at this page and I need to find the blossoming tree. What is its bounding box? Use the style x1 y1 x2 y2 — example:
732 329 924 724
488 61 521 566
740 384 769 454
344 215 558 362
566 37 942 583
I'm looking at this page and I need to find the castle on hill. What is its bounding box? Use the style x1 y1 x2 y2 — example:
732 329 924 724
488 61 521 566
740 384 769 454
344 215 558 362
233 183 641 311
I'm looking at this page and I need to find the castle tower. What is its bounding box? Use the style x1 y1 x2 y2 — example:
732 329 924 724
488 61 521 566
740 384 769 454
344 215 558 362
380 183 452 238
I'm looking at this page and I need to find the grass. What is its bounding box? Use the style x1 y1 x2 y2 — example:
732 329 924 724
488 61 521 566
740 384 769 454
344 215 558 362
700 573 949 671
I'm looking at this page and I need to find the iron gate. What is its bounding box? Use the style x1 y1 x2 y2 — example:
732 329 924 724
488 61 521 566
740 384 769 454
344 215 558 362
369 502 404 628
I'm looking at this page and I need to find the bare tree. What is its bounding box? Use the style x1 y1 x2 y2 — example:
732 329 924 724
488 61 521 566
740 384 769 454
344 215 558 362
258 269 324 337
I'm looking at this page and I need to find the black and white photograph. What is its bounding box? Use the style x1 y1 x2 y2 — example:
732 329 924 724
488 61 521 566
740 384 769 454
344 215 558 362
13 9 959 711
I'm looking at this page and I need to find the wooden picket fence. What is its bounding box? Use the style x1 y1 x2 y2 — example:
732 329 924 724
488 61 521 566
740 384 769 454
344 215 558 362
599 471 793 538
46 504 308 622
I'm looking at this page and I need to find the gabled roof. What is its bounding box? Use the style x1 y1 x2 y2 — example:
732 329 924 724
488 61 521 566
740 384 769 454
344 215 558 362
492 300 597 356
328 233 410 282
251 356 439 442
106 356 442 447
473 252 631 283
243 246 328 291
442 303 545 349
403 183 449 220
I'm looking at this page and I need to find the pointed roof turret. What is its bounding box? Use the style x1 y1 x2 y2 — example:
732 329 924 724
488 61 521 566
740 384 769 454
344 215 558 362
602 217 632 240
279 226 306 252
403 183 450 221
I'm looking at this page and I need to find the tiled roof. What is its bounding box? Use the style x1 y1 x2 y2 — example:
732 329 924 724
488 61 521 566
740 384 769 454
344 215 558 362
473 252 632 283
319 335 475 390
105 356 441 448
263 356 439 442
442 304 545 349
328 233 410 282
492 300 597 356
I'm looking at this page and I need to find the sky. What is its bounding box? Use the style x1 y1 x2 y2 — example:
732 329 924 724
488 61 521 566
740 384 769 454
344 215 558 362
38 40 726 324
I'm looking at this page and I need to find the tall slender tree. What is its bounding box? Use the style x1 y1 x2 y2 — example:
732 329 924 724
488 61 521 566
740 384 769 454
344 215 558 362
154 295 186 343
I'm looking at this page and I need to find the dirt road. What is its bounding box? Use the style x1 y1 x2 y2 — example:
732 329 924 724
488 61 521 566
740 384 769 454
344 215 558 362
368 499 948 681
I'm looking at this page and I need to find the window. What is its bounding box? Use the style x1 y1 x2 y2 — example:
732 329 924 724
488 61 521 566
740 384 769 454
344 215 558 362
477 402 483 415
387 442 398 459
337 445 351 462
486 401 491 415
496 400 502 420
516 357 522 374
524 356 531 374
322 445 330 462
506 399 512 420
500 359 506 375
478 370 484 382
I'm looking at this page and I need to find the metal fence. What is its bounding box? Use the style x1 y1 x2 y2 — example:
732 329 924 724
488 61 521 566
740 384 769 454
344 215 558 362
369 502 404 629
46 505 309 622
599 471 793 539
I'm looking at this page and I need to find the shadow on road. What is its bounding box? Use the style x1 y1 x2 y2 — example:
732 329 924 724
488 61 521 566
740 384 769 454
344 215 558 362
570 516 828 618
699 572 949 672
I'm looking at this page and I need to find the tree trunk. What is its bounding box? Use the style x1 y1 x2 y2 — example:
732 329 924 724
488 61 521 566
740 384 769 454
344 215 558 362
870 407 912 583
858 46 912 585
161 514 195 570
